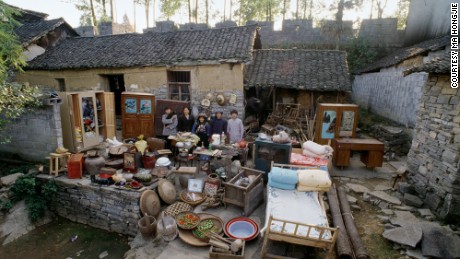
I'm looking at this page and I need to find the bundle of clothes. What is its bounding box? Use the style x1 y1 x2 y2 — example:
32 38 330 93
302 141 333 159
268 166 331 192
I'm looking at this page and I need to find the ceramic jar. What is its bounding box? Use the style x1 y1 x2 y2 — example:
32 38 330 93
207 173 221 188
85 150 105 175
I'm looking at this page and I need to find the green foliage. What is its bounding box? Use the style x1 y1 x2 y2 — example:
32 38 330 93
0 199 12 212
236 0 283 24
160 0 182 19
9 175 58 222
0 1 26 82
343 37 377 72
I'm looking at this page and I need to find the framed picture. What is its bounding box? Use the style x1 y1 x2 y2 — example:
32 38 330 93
188 179 204 193
125 98 137 114
204 182 218 196
123 152 136 172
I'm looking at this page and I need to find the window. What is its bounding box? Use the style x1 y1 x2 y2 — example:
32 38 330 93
167 71 190 101
56 78 66 91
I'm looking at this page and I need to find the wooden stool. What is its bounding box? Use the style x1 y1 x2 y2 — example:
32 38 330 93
49 152 71 176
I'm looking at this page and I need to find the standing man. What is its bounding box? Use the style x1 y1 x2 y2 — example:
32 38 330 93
227 110 244 144
211 110 227 137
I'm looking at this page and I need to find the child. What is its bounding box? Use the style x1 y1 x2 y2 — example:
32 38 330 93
192 113 211 148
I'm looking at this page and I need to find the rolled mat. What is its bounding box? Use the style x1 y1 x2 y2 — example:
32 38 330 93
337 187 370 259
327 186 354 259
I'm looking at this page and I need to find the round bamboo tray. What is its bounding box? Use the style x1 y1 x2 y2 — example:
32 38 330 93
179 190 206 206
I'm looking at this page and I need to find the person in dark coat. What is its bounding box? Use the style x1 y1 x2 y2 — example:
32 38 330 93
177 107 195 132
211 110 227 136
192 113 211 148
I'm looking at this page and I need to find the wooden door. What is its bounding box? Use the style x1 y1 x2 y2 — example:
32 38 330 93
121 92 155 139
78 92 100 148
103 92 116 139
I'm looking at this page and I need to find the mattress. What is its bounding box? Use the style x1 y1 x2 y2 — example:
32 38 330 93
262 186 331 240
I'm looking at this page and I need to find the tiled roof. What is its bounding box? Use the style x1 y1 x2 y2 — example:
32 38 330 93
355 35 450 74
26 25 260 70
404 54 450 76
14 18 78 46
244 49 351 91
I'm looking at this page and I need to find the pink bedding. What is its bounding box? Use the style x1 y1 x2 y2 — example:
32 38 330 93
290 152 329 166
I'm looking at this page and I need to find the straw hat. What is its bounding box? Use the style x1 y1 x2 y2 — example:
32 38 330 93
216 94 225 106
158 179 176 205
205 93 214 101
55 146 69 154
140 190 161 217
229 94 237 104
201 98 210 107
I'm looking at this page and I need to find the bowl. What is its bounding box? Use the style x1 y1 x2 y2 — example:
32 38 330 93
175 212 201 230
225 217 259 241
176 142 185 148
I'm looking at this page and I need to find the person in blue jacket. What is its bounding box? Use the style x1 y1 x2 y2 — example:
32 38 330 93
192 113 211 148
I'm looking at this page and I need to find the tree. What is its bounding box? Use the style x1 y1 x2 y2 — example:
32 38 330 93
395 0 410 29
0 1 41 143
344 37 377 72
135 0 151 27
205 0 209 25
160 0 182 20
376 0 388 19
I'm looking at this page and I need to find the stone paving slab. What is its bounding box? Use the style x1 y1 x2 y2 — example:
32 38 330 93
382 225 423 248
368 191 401 205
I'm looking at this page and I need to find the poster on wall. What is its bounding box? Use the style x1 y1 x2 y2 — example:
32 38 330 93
125 98 137 114
321 110 337 139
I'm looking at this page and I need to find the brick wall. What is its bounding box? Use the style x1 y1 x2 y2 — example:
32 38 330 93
0 103 62 161
407 74 460 222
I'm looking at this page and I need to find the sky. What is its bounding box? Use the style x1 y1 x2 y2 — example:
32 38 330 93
5 0 400 32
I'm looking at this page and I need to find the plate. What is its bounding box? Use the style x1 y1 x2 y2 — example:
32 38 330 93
191 218 223 242
178 213 224 246
224 217 259 241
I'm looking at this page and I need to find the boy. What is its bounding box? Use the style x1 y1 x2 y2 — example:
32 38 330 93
227 110 244 144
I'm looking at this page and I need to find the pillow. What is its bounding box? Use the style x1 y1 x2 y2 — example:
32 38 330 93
269 167 298 185
297 169 332 189
268 175 296 190
302 141 333 155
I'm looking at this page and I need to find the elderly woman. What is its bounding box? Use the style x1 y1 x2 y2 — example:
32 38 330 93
162 107 178 149
192 113 211 148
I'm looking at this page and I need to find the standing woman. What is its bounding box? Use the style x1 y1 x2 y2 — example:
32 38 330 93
178 107 195 132
192 113 211 148
162 107 178 149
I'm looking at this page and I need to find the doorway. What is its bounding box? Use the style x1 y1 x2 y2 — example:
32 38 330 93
106 74 125 116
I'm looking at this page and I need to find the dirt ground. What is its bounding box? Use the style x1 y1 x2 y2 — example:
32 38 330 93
0 217 130 259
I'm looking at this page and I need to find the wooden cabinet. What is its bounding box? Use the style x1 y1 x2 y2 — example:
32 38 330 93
315 103 359 145
254 138 292 182
332 138 384 168
121 92 155 139
60 91 115 152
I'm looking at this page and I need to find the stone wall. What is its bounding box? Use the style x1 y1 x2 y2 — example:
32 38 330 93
37 175 140 236
0 103 63 161
407 74 460 223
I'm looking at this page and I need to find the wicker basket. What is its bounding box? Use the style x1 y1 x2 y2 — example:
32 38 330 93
175 211 201 230
179 190 207 206
137 215 157 238
164 202 193 217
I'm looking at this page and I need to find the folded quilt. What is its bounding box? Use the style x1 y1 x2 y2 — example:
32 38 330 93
268 174 296 190
297 184 331 192
270 167 298 185
297 169 332 189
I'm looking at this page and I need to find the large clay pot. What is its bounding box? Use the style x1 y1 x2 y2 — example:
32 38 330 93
142 155 156 169
207 173 221 188
85 150 106 175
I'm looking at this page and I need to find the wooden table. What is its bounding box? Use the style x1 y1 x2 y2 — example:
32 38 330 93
332 138 384 168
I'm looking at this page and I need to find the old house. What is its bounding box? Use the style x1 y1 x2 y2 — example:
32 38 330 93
244 49 351 112
11 4 78 62
404 55 460 223
16 25 261 132
352 35 450 128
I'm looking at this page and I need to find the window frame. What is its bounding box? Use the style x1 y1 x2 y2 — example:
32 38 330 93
167 71 191 101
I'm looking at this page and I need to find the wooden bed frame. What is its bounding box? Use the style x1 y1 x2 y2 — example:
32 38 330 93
260 162 338 259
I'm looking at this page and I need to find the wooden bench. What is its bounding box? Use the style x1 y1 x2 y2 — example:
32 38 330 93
332 138 384 168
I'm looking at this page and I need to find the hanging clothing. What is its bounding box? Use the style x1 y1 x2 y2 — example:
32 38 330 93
227 118 244 144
